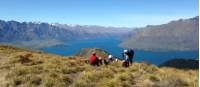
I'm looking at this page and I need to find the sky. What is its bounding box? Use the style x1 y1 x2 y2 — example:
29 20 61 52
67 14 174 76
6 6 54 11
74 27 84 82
0 0 198 27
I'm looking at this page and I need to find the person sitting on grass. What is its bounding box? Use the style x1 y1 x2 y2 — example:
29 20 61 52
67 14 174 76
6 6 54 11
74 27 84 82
89 51 99 66
98 57 103 65
108 54 114 63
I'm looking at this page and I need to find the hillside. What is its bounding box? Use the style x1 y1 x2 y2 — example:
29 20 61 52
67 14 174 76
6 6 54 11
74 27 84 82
120 16 199 51
0 45 198 87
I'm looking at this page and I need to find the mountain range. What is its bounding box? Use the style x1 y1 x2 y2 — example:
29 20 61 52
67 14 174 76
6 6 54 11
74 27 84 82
120 16 199 51
0 16 198 51
0 20 131 48
0 20 131 42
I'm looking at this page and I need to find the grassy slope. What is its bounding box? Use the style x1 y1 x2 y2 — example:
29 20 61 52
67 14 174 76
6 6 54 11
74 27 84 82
0 45 198 87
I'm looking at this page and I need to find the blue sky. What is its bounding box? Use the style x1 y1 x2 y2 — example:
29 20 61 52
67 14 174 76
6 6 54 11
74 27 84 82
0 0 198 27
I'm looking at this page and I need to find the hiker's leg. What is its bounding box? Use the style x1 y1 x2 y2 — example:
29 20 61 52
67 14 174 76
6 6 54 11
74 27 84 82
128 62 130 67
105 60 109 65
99 60 102 65
127 61 130 67
130 58 133 64
125 62 127 67
122 61 125 67
96 60 99 66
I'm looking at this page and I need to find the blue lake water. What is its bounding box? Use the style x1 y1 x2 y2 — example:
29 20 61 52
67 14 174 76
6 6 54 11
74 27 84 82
40 38 199 65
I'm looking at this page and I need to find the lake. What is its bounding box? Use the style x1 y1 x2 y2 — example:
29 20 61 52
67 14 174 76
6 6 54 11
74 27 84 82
40 38 199 65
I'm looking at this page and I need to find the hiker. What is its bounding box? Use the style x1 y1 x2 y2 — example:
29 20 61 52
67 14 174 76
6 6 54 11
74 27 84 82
98 57 103 65
89 52 99 66
103 57 109 65
122 49 130 67
128 49 134 64
98 57 109 65
108 54 114 63
122 49 135 65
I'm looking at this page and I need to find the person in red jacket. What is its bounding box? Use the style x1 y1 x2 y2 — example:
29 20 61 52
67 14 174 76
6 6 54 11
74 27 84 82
89 52 98 66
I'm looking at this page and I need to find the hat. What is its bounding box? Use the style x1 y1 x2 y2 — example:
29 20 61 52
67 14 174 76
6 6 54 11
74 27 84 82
124 49 128 53
108 55 113 59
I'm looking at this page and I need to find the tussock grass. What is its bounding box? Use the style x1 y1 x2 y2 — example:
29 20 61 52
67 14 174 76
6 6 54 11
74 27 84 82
0 45 198 87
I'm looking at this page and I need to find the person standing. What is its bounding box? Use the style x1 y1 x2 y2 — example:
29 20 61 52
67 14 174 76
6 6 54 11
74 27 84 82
122 49 129 67
128 49 134 64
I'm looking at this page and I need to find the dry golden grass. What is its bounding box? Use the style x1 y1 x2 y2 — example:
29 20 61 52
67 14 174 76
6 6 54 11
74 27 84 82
0 45 198 87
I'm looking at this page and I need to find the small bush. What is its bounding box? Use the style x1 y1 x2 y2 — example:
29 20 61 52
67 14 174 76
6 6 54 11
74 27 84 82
30 76 42 85
61 67 77 74
62 75 73 85
149 74 161 82
12 75 31 86
73 80 95 87
43 78 54 87
13 67 29 76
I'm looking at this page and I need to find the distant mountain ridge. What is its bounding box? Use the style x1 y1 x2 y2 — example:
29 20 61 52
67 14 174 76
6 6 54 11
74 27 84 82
0 19 132 49
120 16 199 51
0 20 131 42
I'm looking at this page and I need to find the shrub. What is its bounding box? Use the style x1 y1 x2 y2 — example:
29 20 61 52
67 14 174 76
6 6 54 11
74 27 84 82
43 78 54 87
62 75 73 85
29 75 42 85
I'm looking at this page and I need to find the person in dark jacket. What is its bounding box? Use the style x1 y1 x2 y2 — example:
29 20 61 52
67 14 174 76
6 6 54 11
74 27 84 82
128 49 134 64
122 49 135 66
